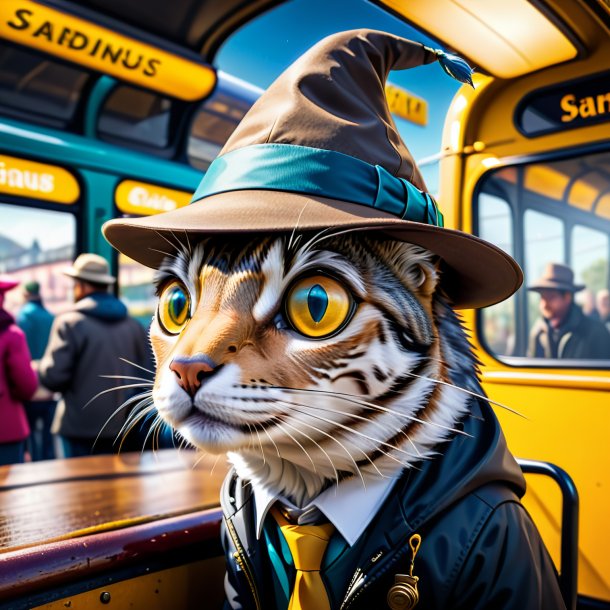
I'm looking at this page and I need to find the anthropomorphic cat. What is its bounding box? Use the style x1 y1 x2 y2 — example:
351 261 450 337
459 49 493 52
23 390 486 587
104 30 566 610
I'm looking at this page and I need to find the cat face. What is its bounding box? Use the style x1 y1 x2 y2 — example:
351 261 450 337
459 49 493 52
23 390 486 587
150 234 472 494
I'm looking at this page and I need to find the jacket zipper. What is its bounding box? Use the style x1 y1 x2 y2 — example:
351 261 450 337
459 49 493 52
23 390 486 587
226 517 263 610
340 534 420 610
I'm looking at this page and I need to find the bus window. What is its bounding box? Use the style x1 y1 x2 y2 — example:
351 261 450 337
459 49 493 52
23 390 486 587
524 209 565 340
98 86 176 149
476 150 610 363
0 203 76 316
479 193 516 356
187 86 256 171
118 253 156 328
572 225 609 318
0 43 89 130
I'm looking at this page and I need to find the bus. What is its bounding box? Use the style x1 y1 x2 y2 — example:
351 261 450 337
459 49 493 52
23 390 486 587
418 3 609 607
0 1 608 609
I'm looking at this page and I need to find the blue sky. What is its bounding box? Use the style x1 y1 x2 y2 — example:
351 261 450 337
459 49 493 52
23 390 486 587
215 0 464 193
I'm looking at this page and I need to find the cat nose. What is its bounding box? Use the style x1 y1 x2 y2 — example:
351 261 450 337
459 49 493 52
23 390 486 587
169 354 218 397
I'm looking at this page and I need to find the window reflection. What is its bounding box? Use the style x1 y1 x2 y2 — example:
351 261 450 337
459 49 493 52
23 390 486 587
476 150 610 363
0 203 76 316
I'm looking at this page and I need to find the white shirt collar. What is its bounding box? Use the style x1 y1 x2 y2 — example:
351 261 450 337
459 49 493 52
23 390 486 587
253 472 400 547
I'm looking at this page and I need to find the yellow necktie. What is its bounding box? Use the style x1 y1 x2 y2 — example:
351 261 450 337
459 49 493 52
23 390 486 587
272 507 335 610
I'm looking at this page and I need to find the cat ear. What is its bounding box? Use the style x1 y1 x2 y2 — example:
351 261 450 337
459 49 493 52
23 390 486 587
410 259 439 297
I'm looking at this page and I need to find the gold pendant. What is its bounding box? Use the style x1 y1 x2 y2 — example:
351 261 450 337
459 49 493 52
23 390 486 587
387 534 421 610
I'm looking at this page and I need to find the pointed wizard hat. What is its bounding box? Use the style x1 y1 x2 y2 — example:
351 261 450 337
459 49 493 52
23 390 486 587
103 29 522 309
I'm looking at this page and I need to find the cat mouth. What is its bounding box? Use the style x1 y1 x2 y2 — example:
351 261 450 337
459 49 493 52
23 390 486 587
182 405 251 434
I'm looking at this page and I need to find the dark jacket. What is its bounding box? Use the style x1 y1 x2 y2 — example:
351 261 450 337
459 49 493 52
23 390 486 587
38 293 148 439
528 304 610 359
220 399 565 610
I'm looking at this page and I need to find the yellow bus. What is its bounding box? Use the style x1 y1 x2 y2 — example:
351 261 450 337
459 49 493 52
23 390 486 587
402 1 610 606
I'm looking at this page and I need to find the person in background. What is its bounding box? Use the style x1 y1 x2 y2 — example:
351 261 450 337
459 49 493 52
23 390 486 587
16 281 56 461
0 277 38 466
527 263 610 359
578 288 600 321
38 254 149 458
597 288 610 331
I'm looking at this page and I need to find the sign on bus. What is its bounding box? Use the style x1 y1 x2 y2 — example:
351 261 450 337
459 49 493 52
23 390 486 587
516 70 610 137
385 83 428 126
115 180 191 216
0 0 216 102
0 155 79 204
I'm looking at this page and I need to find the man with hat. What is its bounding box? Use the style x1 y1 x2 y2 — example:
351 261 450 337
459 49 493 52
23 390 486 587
17 280 56 461
528 262 610 359
38 254 149 458
103 29 564 609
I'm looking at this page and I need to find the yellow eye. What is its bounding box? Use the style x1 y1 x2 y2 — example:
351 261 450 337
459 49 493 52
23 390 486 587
285 275 353 338
158 281 191 335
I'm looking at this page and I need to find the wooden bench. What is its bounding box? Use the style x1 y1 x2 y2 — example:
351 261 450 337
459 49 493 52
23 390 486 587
0 450 229 609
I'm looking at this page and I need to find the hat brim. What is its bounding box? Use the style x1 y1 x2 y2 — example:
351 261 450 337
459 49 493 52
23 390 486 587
528 281 584 293
103 190 523 309
62 268 116 285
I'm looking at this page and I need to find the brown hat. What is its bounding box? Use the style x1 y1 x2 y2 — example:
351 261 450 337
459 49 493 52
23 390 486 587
62 253 116 285
528 263 584 293
103 29 522 309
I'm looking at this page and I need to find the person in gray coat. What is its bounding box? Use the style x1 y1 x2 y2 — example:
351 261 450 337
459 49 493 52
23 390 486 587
38 254 149 458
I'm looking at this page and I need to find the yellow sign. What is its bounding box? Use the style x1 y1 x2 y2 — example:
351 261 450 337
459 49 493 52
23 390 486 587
560 92 610 123
385 84 428 126
115 180 191 216
0 0 216 102
0 155 79 203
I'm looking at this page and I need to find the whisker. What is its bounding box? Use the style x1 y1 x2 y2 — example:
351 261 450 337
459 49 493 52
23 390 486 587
281 393 421 458
192 450 210 469
93 395 150 454
279 417 340 487
83 383 153 409
272 386 470 437
271 399 372 487
119 357 155 376
253 425 266 466
210 453 222 476
275 398 414 468
116 402 156 450
271 417 318 473
150 246 178 259
402 372 526 419
154 229 185 254
100 374 154 384
261 424 282 459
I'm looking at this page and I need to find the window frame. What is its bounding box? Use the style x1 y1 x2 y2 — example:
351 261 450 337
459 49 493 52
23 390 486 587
95 82 194 160
472 141 610 369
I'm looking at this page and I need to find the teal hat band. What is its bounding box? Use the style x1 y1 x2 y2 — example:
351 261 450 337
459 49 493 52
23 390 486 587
191 143 443 227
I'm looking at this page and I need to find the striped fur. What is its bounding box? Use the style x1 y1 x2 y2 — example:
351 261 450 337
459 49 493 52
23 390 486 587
150 234 478 506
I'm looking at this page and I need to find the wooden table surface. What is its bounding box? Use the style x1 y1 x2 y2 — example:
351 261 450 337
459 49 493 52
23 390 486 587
0 450 228 553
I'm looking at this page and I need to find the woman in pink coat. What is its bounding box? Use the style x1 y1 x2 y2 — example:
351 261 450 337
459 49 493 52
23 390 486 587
0 277 38 465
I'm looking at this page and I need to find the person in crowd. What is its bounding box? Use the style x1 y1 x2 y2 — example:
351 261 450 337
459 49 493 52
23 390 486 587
578 288 600 321
528 263 610 359
16 281 56 461
38 254 149 458
597 288 610 331
0 277 38 466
